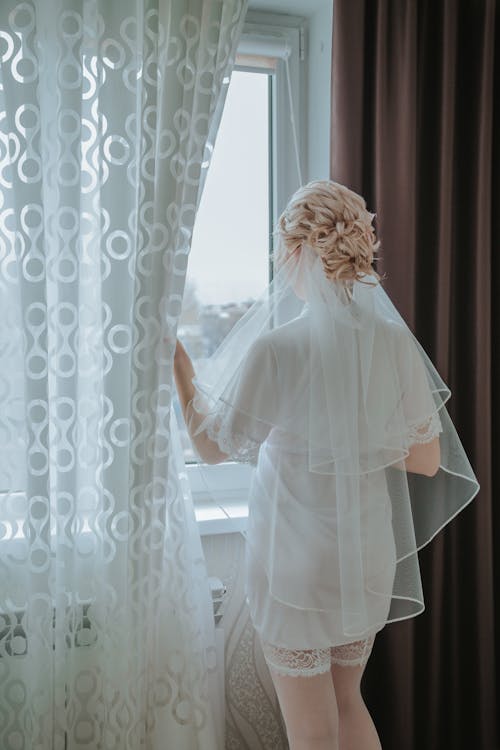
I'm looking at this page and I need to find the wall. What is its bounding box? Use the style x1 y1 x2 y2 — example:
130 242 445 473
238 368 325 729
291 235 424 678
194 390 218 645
307 2 333 179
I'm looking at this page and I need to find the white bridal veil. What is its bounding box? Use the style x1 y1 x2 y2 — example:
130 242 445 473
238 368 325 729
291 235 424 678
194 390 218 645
185 242 479 638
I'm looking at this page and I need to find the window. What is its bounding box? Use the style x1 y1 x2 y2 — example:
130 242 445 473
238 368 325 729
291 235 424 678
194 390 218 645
175 68 271 463
175 19 306 528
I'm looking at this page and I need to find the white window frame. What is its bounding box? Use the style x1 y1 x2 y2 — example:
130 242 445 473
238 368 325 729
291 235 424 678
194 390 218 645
190 14 307 535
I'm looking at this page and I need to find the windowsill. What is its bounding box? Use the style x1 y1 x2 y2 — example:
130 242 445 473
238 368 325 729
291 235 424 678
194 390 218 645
186 461 252 536
195 497 249 536
1 464 252 541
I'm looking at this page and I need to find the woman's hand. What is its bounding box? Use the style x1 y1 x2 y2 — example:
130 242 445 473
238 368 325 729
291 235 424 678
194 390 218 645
169 337 196 409
173 337 190 366
169 335 229 465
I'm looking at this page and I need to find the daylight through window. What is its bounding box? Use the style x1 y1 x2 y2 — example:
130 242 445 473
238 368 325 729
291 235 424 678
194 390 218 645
175 69 271 463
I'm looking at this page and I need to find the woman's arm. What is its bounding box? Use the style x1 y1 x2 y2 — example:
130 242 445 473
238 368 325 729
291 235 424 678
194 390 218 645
172 338 229 465
403 435 441 477
395 334 442 477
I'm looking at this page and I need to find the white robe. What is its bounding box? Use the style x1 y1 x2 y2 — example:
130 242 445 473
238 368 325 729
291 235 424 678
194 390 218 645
201 310 443 650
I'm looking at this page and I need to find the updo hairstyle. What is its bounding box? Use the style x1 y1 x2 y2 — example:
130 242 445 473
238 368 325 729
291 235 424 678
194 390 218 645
275 180 381 285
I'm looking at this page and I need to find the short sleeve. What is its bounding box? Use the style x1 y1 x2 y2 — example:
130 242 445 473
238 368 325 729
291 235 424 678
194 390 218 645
192 336 278 465
398 334 443 446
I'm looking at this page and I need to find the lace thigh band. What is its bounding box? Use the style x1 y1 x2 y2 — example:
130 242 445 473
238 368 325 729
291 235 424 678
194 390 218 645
260 634 376 678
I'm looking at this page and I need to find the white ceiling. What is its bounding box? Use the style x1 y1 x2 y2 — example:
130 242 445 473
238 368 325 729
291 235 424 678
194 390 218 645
247 0 329 18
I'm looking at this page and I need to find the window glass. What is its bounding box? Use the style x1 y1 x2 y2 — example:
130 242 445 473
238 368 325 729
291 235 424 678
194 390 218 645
175 70 271 462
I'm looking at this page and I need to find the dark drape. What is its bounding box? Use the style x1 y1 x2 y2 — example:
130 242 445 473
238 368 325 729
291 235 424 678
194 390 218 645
330 1 498 749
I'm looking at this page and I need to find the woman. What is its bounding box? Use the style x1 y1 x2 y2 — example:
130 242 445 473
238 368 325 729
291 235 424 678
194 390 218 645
173 180 479 750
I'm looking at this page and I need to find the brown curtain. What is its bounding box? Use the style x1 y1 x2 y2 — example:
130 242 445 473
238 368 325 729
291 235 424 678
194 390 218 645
330 1 499 748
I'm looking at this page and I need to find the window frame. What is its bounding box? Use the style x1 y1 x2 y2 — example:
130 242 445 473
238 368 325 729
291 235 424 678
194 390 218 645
187 16 307 534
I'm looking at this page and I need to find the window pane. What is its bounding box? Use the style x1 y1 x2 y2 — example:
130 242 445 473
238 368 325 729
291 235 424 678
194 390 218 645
175 70 271 463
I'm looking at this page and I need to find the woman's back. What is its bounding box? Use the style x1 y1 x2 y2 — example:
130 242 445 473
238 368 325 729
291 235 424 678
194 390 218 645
177 178 478 666
261 309 417 466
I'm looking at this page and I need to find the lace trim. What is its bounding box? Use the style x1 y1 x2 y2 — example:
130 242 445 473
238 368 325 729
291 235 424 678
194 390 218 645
204 405 261 466
260 635 376 678
407 411 442 445
330 635 376 667
261 642 333 677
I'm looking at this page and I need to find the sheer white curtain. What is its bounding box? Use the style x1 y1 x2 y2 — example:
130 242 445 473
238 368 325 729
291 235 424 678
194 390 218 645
0 1 247 748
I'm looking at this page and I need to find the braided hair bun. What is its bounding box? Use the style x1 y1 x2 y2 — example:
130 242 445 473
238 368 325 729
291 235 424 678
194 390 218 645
276 180 381 284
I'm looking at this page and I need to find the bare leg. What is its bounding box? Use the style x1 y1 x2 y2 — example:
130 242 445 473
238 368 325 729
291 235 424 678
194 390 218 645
268 665 340 750
330 660 382 750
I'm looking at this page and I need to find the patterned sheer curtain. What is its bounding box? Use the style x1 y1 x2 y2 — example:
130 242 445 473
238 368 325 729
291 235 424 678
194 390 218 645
0 1 247 748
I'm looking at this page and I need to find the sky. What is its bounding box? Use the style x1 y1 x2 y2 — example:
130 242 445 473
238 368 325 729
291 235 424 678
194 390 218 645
185 71 270 307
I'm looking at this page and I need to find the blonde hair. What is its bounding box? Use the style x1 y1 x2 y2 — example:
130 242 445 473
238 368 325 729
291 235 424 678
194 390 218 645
275 180 381 285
